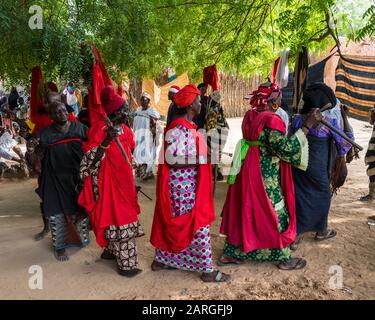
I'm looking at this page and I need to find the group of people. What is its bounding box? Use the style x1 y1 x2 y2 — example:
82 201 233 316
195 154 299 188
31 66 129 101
0 88 32 180
1 78 371 283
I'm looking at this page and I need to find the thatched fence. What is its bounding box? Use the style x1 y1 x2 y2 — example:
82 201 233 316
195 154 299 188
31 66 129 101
219 73 263 118
127 73 264 118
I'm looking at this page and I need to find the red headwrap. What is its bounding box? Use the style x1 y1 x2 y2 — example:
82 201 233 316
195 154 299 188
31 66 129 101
168 85 180 93
100 85 125 115
173 84 201 108
245 83 281 110
47 82 58 93
203 64 220 91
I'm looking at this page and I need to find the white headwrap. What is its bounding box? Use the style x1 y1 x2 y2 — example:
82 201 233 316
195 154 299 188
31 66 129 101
141 92 152 101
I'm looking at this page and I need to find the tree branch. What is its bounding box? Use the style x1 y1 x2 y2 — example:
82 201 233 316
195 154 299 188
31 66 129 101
325 11 344 59
156 1 245 9
310 28 330 42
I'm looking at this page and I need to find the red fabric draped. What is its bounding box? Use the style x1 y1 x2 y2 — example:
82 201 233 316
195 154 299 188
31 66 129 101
48 138 82 147
30 66 49 135
150 118 215 253
88 46 113 126
203 64 220 91
272 57 280 83
78 121 140 248
220 111 297 252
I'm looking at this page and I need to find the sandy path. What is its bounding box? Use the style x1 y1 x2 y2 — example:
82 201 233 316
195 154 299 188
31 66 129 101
0 118 374 300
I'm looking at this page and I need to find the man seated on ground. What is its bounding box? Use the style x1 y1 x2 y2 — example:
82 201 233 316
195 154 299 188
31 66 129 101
0 125 25 163
0 125 26 180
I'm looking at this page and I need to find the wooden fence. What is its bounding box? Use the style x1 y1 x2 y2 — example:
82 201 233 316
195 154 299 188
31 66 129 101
127 73 264 118
216 73 264 118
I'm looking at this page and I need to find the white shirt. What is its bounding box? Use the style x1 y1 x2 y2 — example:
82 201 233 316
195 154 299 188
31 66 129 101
133 107 161 169
0 132 17 160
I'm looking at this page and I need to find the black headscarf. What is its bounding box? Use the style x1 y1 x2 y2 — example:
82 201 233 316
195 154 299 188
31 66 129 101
8 87 19 110
301 82 336 114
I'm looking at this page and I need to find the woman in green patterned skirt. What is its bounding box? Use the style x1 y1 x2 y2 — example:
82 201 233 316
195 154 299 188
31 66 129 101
219 83 322 270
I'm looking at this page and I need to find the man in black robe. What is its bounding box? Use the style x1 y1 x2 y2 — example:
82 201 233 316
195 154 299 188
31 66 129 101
35 101 89 261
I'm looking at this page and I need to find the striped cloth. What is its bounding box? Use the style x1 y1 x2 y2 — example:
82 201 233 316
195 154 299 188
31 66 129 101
365 124 375 183
335 55 375 120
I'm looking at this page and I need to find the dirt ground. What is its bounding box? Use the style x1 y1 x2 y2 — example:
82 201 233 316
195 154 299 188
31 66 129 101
0 118 374 300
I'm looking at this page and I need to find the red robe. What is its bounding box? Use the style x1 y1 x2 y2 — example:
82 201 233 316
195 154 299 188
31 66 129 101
30 66 47 136
220 111 297 252
150 118 215 253
88 46 112 127
78 121 140 247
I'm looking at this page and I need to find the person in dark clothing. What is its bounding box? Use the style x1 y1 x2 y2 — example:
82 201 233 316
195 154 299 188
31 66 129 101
361 107 375 201
78 94 91 127
290 83 353 249
8 87 19 111
166 86 180 127
34 101 89 261
192 83 208 130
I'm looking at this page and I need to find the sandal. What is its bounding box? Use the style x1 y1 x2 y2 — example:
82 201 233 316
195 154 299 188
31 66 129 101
360 194 374 202
367 215 375 226
201 270 231 283
151 260 176 271
278 257 307 271
217 255 245 266
315 229 337 241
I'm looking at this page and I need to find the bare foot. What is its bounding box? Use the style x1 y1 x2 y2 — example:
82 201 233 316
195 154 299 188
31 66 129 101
34 227 50 241
54 249 69 262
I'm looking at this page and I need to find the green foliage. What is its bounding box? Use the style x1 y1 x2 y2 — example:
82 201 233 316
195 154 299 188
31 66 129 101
0 0 373 87
353 4 375 41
